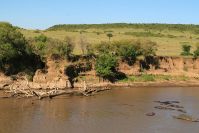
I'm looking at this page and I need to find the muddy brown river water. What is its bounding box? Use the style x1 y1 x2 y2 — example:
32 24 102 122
0 87 199 133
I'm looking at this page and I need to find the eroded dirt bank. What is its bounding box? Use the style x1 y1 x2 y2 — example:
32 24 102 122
1 56 199 91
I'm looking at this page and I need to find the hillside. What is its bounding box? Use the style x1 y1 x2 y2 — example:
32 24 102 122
20 23 199 56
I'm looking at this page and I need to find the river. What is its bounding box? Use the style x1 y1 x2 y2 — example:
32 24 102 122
0 87 199 133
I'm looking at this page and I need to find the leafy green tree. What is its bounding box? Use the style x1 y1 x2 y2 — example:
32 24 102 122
181 44 192 56
28 34 48 59
107 33 113 41
95 53 118 80
0 22 44 75
114 40 141 65
0 22 26 62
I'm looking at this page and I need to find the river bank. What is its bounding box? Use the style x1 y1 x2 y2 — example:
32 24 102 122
1 79 199 99
1 55 199 99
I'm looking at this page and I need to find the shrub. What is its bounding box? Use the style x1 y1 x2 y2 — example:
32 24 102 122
193 43 199 58
85 44 95 56
138 40 157 56
95 53 118 80
94 39 157 65
34 34 47 42
48 38 74 59
28 35 48 59
94 42 113 54
63 36 75 60
29 35 75 60
113 40 141 65
181 44 193 56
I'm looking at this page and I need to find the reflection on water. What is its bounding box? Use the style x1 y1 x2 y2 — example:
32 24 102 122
1 87 199 133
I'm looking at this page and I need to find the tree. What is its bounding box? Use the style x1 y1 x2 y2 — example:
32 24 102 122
181 44 192 56
107 33 113 41
28 34 48 59
95 53 118 80
114 40 141 65
0 22 44 75
63 36 75 60
0 22 26 62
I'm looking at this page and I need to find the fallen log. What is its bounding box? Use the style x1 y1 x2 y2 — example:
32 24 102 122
33 90 74 100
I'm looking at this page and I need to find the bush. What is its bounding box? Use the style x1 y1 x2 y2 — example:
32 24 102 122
94 42 113 54
193 43 199 58
34 34 47 42
29 35 75 60
94 39 157 65
95 53 118 80
62 36 75 60
113 40 141 65
181 44 193 56
138 40 157 56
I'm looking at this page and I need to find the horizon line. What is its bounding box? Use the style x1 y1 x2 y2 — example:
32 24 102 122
1 21 199 30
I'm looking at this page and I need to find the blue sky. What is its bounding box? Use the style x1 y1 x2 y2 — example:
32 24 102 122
0 0 199 29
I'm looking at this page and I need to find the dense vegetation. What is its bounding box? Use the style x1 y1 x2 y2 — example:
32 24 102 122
181 44 193 56
48 23 199 33
180 43 199 58
1 22 199 82
0 22 44 76
28 35 75 60
95 53 118 81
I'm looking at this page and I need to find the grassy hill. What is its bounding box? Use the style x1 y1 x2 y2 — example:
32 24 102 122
20 23 199 56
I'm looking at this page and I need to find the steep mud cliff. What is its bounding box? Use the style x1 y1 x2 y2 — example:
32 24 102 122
1 56 199 90
119 56 199 78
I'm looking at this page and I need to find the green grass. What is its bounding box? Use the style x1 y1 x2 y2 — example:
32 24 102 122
119 74 190 82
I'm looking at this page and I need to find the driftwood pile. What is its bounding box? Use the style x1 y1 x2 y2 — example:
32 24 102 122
1 79 111 99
